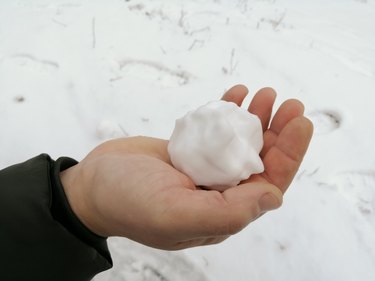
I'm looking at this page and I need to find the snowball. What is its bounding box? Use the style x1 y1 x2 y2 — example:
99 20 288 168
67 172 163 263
168 100 264 191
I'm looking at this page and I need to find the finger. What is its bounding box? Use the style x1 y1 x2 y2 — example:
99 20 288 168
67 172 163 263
248 87 277 132
269 99 305 134
260 99 305 158
170 183 282 238
221 84 249 106
262 116 313 193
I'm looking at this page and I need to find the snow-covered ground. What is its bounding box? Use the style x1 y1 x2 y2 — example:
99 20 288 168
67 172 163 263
1 0 374 280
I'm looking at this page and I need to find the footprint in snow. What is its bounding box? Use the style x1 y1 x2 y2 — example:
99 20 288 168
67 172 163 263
307 109 342 135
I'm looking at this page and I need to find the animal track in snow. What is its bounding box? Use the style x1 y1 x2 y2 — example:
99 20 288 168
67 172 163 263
308 109 342 135
116 59 191 87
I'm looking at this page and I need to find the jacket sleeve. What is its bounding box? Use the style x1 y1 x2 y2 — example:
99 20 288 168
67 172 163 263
0 154 112 281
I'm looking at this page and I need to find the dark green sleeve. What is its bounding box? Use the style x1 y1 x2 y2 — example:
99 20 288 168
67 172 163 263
0 154 112 281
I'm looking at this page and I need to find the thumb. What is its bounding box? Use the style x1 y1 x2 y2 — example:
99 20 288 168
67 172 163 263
172 183 282 239
223 182 283 214
221 182 283 230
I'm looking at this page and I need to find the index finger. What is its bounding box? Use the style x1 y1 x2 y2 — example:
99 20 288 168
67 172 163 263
221 84 249 106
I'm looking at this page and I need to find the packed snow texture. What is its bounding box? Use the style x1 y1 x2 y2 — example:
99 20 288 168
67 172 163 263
168 100 264 190
1 0 375 281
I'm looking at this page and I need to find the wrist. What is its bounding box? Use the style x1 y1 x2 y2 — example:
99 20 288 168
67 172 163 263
52 156 112 261
58 162 108 238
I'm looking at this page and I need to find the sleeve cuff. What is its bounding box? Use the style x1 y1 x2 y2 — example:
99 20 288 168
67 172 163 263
50 156 112 264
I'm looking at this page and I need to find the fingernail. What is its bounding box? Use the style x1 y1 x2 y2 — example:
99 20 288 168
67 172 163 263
258 193 281 212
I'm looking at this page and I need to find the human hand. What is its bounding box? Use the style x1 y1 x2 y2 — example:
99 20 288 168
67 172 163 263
60 85 313 250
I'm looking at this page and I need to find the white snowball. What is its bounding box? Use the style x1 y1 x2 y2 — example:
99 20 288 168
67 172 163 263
168 100 264 191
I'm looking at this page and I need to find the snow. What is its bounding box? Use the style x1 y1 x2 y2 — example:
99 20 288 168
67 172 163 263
168 100 264 190
1 0 374 280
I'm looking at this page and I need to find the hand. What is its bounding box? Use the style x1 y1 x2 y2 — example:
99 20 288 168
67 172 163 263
60 85 313 250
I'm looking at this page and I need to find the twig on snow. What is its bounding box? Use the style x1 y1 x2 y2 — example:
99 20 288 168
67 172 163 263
92 17 96 49
222 48 239 75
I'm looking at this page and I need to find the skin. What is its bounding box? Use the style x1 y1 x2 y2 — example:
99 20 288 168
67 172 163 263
60 85 313 250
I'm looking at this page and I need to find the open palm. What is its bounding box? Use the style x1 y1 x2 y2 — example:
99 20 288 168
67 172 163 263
61 85 313 250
